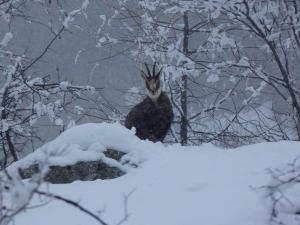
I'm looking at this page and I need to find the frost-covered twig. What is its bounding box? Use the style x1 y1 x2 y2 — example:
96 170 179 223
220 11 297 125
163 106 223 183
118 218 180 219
259 156 300 224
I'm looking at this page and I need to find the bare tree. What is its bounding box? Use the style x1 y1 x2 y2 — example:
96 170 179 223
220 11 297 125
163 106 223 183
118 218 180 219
97 0 300 146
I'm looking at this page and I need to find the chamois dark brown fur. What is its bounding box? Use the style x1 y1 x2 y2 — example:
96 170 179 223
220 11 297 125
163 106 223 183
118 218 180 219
125 63 173 142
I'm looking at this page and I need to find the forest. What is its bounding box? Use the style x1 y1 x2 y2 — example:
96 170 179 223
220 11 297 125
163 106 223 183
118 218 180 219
1 1 300 225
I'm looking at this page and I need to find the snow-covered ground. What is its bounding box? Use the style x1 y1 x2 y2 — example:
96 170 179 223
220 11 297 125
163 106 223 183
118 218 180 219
7 123 300 225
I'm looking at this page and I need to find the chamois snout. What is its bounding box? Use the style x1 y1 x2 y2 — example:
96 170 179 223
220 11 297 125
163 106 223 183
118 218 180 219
145 78 161 100
148 79 159 91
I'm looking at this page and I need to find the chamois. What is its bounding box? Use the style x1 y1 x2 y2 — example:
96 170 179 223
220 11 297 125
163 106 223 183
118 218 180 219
125 63 174 142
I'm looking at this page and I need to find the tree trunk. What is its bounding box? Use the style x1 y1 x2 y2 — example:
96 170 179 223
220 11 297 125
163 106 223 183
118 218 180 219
267 41 300 140
1 87 18 163
0 177 2 220
180 12 189 145
5 130 18 162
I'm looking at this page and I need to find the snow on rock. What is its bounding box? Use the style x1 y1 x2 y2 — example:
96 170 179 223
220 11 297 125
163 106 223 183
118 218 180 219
7 123 159 179
11 135 300 225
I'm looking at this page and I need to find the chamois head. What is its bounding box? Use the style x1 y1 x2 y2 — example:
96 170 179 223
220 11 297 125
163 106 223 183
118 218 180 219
141 62 163 101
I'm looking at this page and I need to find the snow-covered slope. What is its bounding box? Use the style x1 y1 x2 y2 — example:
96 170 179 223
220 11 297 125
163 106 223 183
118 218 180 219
10 123 300 225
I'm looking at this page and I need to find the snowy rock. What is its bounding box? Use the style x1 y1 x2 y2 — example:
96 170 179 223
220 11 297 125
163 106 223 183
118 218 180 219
8 123 151 183
19 149 126 184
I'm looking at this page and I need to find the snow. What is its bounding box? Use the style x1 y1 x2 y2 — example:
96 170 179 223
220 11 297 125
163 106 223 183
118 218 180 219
206 73 219 83
59 81 70 91
0 32 13 47
5 123 300 225
62 0 90 28
7 123 153 173
74 49 83 64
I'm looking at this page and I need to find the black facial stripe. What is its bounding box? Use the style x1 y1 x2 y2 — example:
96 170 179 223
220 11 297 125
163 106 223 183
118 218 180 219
145 78 161 93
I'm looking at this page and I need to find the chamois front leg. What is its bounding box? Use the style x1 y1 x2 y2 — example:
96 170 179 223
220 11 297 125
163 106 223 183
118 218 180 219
148 134 157 142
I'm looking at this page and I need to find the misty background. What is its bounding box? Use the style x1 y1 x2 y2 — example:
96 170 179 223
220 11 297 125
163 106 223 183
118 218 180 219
1 0 299 165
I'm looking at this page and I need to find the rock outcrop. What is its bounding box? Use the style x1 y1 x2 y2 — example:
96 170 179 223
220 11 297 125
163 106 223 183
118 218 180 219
18 149 127 184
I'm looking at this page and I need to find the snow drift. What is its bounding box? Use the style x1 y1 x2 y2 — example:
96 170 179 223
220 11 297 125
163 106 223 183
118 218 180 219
4 123 300 225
